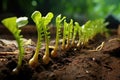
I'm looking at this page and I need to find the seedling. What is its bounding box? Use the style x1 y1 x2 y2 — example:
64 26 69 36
51 14 66 57
29 11 54 66
65 19 73 49
69 19 74 39
76 22 82 47
1 17 28 72
62 20 67 50
29 11 44 67
71 22 79 47
62 19 74 50
94 19 109 36
77 19 108 47
81 21 93 45
42 12 54 64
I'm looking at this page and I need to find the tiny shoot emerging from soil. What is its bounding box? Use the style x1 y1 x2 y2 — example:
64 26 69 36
1 17 28 73
29 11 44 67
42 12 54 64
94 19 109 37
29 11 53 66
65 19 73 49
75 22 82 47
51 15 66 57
71 22 79 47
81 21 93 45
62 20 67 50
77 19 108 47
69 19 73 39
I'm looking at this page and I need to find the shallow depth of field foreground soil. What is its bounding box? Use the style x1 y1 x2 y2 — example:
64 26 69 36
0 25 120 80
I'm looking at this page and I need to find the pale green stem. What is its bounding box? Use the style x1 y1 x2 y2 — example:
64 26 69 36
45 30 49 57
71 36 75 46
62 27 66 49
55 24 59 50
16 38 24 68
33 31 41 60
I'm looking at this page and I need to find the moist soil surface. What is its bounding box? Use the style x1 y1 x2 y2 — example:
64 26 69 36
0 25 120 80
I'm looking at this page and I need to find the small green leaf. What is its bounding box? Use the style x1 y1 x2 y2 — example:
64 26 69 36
56 14 66 24
44 12 54 26
16 17 28 28
2 17 17 34
1 16 27 72
31 11 42 24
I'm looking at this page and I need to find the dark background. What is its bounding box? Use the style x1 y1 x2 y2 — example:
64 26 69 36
0 0 120 24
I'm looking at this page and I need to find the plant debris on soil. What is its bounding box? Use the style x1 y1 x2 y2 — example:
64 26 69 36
0 25 120 80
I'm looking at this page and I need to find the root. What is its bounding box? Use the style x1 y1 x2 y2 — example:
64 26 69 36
49 46 55 49
0 51 18 55
108 38 120 42
96 42 104 51
89 42 105 52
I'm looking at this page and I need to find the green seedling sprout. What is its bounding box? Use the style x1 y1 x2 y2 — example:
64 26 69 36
29 11 53 66
71 22 79 47
75 22 82 47
79 21 97 46
29 11 44 67
51 14 66 57
94 19 109 36
69 19 73 39
42 12 54 64
83 19 108 41
82 21 93 45
64 19 73 49
1 17 28 73
62 20 67 50
78 19 108 47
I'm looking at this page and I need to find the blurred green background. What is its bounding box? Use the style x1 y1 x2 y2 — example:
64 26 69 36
0 0 120 24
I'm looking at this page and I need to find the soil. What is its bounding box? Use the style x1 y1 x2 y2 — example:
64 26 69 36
0 25 120 80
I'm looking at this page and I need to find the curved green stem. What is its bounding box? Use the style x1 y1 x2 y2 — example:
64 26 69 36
43 26 50 64
29 30 41 67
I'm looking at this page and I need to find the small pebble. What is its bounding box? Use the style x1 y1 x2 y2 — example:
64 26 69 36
85 70 89 74
92 57 95 61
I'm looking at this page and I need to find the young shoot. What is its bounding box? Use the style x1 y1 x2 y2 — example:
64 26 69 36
81 21 93 45
94 19 109 36
69 19 73 39
29 11 44 67
71 22 79 47
78 19 109 47
29 11 53 66
75 22 82 47
65 19 73 49
42 12 54 64
51 14 66 57
1 17 28 73
62 20 67 50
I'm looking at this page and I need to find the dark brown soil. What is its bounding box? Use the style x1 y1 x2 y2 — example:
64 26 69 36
0 25 120 80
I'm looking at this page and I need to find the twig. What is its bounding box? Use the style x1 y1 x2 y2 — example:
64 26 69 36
0 52 18 55
89 42 105 52
108 38 120 42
